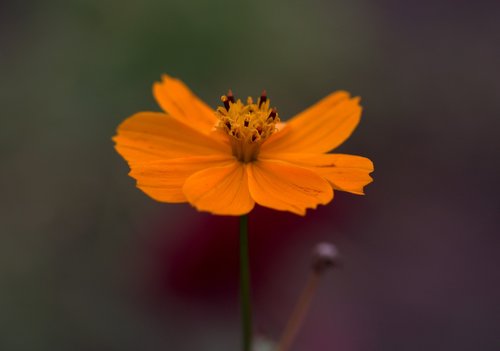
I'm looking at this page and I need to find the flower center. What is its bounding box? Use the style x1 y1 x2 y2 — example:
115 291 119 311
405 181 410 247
216 90 280 163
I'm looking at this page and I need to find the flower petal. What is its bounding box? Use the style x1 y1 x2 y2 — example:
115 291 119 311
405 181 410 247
247 160 333 215
113 112 229 166
129 155 235 203
261 91 362 154
263 153 374 195
183 162 255 216
153 74 218 134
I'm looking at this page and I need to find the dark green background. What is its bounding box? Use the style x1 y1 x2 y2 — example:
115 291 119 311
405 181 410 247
1 1 499 350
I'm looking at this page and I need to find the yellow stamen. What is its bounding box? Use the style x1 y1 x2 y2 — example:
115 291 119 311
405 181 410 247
216 91 280 163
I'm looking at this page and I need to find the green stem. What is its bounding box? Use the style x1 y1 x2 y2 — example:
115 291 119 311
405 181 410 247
239 214 252 351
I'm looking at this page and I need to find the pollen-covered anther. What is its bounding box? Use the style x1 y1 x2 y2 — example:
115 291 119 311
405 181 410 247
268 108 277 121
216 90 280 162
259 90 267 107
221 89 235 110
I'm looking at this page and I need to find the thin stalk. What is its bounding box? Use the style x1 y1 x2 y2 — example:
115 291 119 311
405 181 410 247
240 214 252 351
276 271 321 351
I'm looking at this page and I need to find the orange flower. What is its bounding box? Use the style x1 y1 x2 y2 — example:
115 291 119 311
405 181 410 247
113 75 373 216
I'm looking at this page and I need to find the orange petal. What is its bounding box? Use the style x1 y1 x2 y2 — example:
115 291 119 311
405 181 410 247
129 155 235 203
183 162 255 216
261 91 362 154
247 160 333 216
153 74 218 134
113 111 229 166
263 153 374 195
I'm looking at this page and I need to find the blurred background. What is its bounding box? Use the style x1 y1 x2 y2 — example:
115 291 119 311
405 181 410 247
1 0 499 350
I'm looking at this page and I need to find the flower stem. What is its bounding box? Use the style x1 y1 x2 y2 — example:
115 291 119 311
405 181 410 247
240 214 252 351
276 271 321 351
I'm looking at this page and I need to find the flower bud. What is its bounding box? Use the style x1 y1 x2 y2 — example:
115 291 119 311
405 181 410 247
312 242 340 273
